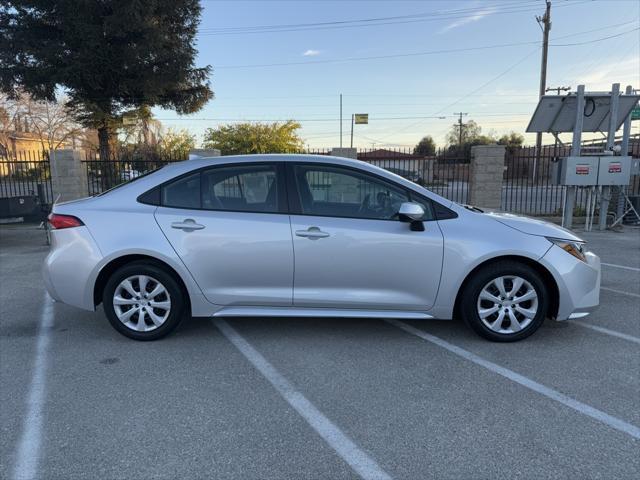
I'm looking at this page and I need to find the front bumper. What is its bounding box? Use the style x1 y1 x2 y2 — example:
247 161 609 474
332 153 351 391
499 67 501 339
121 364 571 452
540 245 601 321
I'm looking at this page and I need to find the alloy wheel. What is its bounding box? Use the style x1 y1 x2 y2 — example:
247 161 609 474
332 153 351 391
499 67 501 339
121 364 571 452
113 275 172 332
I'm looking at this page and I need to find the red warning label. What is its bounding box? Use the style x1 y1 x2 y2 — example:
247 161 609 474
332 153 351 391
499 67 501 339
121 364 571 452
575 165 590 175
608 162 622 173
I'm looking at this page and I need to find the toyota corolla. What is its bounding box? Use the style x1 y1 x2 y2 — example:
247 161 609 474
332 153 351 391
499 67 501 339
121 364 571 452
43 154 600 341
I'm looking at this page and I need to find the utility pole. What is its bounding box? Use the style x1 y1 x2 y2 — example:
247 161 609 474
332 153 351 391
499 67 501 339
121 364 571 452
546 86 570 95
535 1 552 161
350 114 354 148
453 112 468 151
339 94 343 148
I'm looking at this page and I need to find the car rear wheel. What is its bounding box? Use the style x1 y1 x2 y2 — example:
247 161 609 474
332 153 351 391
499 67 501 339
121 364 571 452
460 261 548 342
103 262 185 341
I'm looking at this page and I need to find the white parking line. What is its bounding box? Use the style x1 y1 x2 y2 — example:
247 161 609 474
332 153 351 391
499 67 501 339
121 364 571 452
571 322 640 345
601 263 640 272
601 287 640 298
12 293 54 480
213 319 392 480
386 319 640 441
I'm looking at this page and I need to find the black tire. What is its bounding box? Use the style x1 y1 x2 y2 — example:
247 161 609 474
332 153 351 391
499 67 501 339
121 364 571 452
459 261 549 342
103 261 186 341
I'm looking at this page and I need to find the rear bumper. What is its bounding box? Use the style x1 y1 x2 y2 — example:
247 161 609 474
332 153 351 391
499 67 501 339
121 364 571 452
42 226 103 311
540 245 601 321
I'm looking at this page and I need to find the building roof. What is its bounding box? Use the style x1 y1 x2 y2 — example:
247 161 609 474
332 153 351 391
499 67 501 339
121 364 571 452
357 148 421 160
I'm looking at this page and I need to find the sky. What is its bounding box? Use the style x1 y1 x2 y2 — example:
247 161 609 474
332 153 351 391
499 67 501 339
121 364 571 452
154 0 640 149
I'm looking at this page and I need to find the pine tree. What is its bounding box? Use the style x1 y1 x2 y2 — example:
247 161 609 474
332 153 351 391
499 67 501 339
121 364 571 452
0 0 212 160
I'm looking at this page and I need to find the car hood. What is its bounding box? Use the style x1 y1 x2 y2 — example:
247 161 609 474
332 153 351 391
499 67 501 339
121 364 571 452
485 212 583 242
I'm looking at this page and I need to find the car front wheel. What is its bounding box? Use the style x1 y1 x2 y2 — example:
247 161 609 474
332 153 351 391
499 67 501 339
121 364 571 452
460 261 548 342
103 261 185 341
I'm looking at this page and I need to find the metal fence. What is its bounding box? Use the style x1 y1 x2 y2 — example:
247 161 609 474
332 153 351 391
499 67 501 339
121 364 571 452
75 136 640 218
503 136 640 215
80 147 471 202
306 147 470 204
0 151 52 219
82 150 187 196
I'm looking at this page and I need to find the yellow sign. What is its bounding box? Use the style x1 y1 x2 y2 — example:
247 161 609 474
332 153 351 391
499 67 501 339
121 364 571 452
354 114 369 124
122 115 137 126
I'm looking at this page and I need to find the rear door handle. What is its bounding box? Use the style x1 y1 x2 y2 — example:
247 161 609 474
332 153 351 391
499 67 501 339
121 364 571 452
171 219 205 231
295 226 329 239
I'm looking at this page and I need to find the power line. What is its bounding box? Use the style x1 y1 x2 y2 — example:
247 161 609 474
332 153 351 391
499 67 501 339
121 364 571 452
197 1 589 35
213 93 541 100
550 27 640 46
199 1 538 31
215 28 639 69
216 41 541 69
156 113 531 122
312 24 638 142
373 47 542 141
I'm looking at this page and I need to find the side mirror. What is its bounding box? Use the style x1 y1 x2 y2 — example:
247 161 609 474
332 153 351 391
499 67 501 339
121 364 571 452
399 202 424 221
398 202 425 231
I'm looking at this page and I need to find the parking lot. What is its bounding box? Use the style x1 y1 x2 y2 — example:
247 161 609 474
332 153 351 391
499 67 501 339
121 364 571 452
1 222 638 480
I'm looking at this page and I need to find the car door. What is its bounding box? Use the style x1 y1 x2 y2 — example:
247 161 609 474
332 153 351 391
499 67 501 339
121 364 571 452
288 163 444 310
154 162 294 306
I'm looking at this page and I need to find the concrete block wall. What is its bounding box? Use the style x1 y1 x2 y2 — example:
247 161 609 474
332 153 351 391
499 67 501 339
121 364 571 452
49 149 88 202
468 144 506 210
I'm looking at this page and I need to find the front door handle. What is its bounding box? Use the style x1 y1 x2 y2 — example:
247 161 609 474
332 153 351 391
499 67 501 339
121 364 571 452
295 226 330 239
171 219 205 231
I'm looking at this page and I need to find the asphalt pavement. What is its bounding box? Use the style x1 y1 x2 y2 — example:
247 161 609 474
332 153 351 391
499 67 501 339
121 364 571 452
1 223 638 479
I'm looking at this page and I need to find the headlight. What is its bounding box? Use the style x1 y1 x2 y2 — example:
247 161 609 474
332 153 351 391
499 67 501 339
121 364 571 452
547 238 587 262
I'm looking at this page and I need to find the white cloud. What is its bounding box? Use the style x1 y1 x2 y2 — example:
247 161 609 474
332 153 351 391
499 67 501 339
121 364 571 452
567 57 639 89
439 9 493 33
303 49 320 57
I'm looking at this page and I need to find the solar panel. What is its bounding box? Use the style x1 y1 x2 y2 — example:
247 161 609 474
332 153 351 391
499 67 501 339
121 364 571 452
526 93 640 133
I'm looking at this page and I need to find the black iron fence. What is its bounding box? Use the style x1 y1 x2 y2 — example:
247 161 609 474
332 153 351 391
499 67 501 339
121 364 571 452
503 144 574 215
306 147 470 204
503 135 640 215
359 148 470 204
80 147 471 202
82 150 187 196
0 151 52 219
72 136 640 218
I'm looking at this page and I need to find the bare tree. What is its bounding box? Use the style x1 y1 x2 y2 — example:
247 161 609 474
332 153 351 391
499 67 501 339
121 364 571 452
0 94 27 156
24 95 82 151
0 92 82 155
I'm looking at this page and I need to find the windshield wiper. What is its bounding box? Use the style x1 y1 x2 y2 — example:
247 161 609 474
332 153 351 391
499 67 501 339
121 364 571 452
460 204 484 213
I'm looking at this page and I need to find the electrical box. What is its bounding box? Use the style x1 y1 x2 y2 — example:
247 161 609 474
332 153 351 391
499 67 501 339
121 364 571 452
597 156 632 185
557 156 599 186
554 156 633 186
0 196 39 218
630 158 640 176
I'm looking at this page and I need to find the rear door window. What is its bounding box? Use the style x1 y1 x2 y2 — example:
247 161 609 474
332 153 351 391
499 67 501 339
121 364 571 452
201 164 280 213
162 172 201 209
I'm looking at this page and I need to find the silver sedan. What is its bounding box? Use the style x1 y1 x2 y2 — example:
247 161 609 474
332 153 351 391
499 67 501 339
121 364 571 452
43 154 601 341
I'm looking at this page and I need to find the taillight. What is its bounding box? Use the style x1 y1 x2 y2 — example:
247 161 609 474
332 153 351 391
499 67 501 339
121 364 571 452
48 213 84 229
